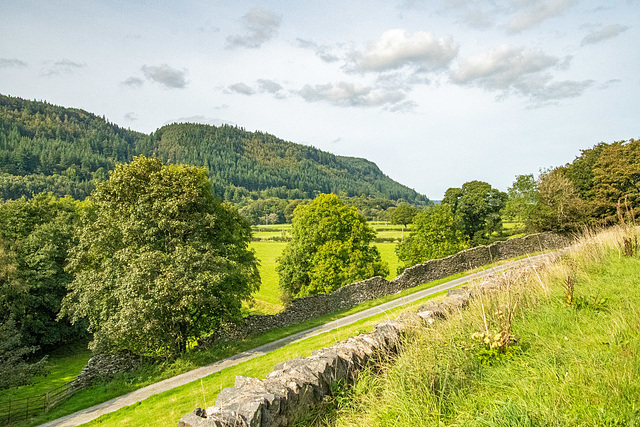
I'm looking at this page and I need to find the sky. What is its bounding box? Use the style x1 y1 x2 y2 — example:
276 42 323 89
0 0 638 199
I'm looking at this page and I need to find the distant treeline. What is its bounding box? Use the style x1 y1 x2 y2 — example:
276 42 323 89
0 94 429 206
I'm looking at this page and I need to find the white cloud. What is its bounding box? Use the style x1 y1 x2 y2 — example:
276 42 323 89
451 44 593 102
349 29 458 73
297 81 407 109
141 64 188 89
41 59 85 77
451 45 558 88
296 38 342 63
256 79 283 94
0 58 27 68
581 24 629 46
226 8 281 49
124 112 138 121
121 76 144 88
227 82 256 95
507 0 574 32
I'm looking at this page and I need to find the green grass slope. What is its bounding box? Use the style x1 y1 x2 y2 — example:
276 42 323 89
328 227 640 426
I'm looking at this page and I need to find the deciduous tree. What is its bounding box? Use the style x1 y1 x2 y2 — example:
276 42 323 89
0 194 84 349
59 156 259 356
395 204 468 273
443 181 507 245
277 194 388 299
390 204 418 240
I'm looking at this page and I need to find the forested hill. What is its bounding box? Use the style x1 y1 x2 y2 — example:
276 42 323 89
0 94 428 204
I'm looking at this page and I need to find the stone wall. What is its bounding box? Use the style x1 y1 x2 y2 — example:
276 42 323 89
179 254 559 427
200 232 571 346
71 351 144 389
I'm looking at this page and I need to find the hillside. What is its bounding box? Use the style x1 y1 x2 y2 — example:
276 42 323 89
0 94 428 204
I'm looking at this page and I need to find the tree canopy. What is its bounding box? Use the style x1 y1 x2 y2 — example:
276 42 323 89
0 193 85 350
395 204 468 273
390 204 418 228
277 194 388 299
0 95 429 206
443 181 507 245
59 156 260 356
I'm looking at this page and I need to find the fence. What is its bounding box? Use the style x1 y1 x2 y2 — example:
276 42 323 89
0 380 78 425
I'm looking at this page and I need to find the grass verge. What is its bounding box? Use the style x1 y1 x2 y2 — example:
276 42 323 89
324 227 640 426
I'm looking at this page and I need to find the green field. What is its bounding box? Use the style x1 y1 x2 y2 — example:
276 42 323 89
0 341 91 404
251 222 408 243
249 241 287 314
249 241 401 315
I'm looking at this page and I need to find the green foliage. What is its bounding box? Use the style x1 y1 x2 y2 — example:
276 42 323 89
0 94 430 206
0 193 85 349
504 171 588 233
558 138 640 224
472 339 522 366
504 174 538 232
535 169 587 232
277 194 388 299
59 156 260 356
395 204 468 273
443 181 507 245
0 316 48 389
389 204 418 228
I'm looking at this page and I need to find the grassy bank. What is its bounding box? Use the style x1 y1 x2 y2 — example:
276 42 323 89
324 227 640 426
0 341 91 403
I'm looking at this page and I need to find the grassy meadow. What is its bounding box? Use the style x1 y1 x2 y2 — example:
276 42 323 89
318 227 640 426
249 222 405 315
0 341 91 404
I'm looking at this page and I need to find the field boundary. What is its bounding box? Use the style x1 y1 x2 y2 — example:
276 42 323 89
0 380 79 425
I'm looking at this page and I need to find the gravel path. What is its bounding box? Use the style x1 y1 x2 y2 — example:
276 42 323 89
40 253 552 427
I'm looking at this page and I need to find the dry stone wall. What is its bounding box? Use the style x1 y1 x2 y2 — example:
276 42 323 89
178 254 560 427
200 232 571 346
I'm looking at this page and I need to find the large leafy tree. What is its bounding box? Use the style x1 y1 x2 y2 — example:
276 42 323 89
557 138 639 224
443 181 507 245
0 193 84 349
59 156 260 356
395 204 468 273
591 139 640 222
536 169 587 232
277 194 388 299
504 174 539 232
504 171 587 233
390 204 418 240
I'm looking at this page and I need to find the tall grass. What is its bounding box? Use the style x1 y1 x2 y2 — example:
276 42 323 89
325 227 640 426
